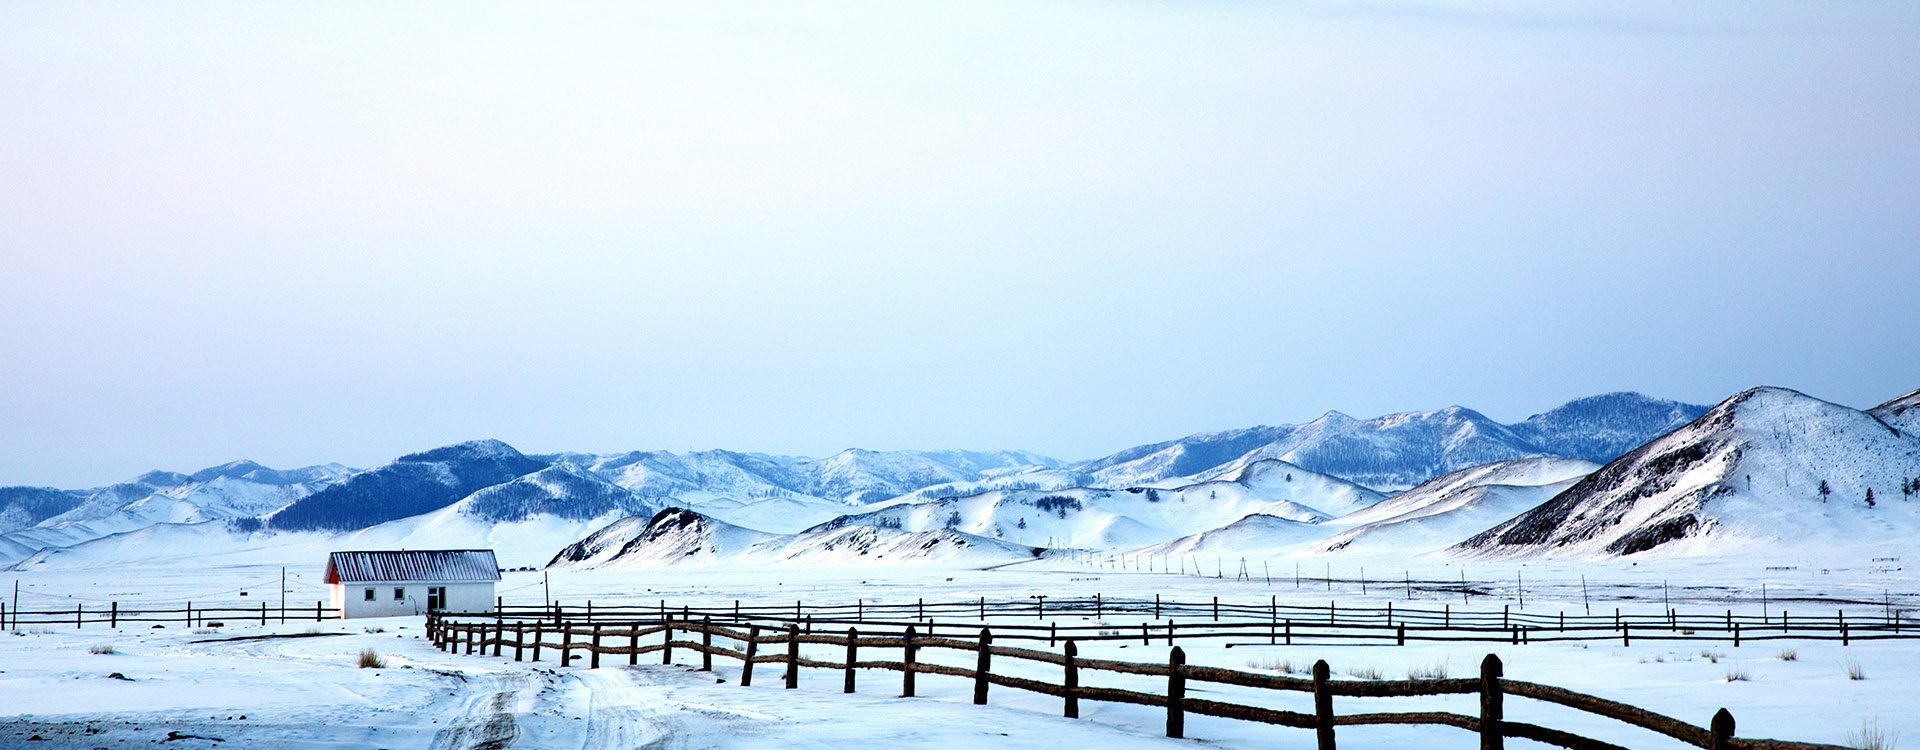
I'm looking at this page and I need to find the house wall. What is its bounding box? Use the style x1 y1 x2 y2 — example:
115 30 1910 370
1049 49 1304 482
329 581 496 618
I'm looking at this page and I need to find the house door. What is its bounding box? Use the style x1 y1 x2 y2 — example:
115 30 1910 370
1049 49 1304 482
427 587 446 612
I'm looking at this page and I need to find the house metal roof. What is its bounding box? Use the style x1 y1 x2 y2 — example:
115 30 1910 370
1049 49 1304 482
325 549 501 584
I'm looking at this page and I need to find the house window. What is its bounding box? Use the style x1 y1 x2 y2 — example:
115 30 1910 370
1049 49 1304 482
363 588 375 601
393 587 406 601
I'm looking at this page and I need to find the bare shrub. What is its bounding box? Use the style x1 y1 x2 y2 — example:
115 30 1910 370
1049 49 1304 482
1406 661 1449 680
1844 718 1897 750
1244 657 1297 674
357 648 386 669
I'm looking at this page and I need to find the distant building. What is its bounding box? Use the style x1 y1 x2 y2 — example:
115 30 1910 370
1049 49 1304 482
325 549 500 618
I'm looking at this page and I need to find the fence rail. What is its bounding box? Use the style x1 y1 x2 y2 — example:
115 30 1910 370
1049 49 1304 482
1 601 338 629
477 594 1919 648
428 607 1850 750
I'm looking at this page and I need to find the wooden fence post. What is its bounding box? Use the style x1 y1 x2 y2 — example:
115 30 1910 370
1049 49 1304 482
316 601 323 622
532 624 542 662
973 628 992 705
514 624 525 662
980 596 986 621
1212 596 1219 621
1397 625 1406 646
1286 619 1293 645
1733 622 1741 648
902 626 917 697
113 602 120 628
1166 618 1175 646
844 628 858 693
663 618 675 665
1313 660 1335 750
591 624 603 669
466 625 476 655
702 617 714 672
1063 639 1079 718
186 602 191 628
1155 594 1161 619
493 621 503 657
1095 594 1102 619
742 625 761 686
1480 654 1504 750
785 624 800 689
1709 708 1734 750
1141 622 1149 645
561 623 573 667
1167 646 1187 739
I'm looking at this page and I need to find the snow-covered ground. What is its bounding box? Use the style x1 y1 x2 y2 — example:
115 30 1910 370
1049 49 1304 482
5 557 1916 749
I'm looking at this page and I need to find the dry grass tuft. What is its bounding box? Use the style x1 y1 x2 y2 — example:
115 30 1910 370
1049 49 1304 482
1777 648 1798 661
1723 668 1751 682
88 644 114 655
357 648 386 669
1406 661 1450 680
1244 657 1298 674
1344 666 1384 681
1844 718 1897 750
1847 657 1867 681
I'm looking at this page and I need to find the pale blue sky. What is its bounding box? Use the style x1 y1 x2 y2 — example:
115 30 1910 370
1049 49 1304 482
3 2 1917 487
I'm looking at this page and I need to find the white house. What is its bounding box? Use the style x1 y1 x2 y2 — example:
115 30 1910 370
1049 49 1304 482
325 549 500 618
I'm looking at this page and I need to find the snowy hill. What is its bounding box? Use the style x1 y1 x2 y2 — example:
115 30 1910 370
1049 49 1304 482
892 392 1703 498
456 464 658 523
548 508 1041 569
1456 387 1920 559
811 461 1375 549
0 462 352 564
1871 388 1920 435
1328 457 1598 528
0 487 87 536
1507 393 1705 464
547 447 1056 508
1132 514 1329 559
1314 459 1594 557
267 440 548 532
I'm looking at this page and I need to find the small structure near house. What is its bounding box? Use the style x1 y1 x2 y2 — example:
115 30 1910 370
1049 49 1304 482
325 549 500 618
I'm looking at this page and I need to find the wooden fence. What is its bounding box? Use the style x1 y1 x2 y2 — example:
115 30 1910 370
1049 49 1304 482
428 610 1849 750
480 594 1920 648
1 601 338 629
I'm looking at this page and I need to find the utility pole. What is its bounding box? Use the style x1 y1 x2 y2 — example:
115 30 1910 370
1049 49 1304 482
280 567 287 624
543 570 552 608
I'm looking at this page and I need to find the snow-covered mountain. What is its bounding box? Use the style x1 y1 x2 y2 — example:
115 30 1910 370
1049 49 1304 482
1457 387 1920 559
1074 393 1701 491
456 464 658 523
888 392 1704 499
811 461 1379 549
548 508 1042 569
266 440 549 532
1313 457 1596 557
1132 514 1328 559
546 447 1057 507
0 487 88 536
1871 388 1920 435
0 461 352 564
